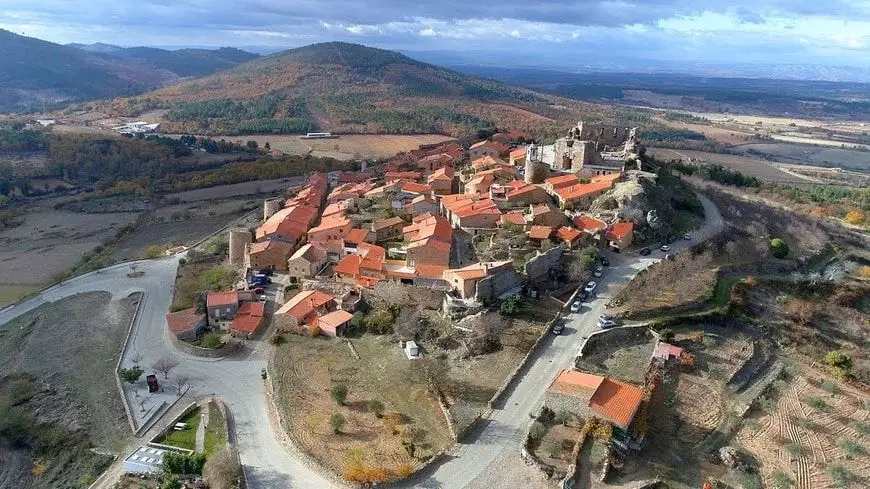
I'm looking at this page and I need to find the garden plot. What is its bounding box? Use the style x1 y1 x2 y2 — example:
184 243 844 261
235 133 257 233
575 327 657 385
736 374 870 489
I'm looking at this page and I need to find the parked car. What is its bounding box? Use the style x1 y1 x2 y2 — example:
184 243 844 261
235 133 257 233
593 266 603 278
599 319 617 329
584 281 597 294
252 287 265 294
660 245 671 252
639 247 651 256
570 301 582 313
683 233 692 240
600 257 610 266
253 274 272 284
552 322 565 335
257 269 274 276
258 295 267 303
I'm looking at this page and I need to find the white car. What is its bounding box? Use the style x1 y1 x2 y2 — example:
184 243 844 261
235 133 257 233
584 281 597 294
258 294 267 303
599 319 617 329
598 313 613 323
570 301 582 313
660 245 671 252
593 266 603 278
683 233 692 240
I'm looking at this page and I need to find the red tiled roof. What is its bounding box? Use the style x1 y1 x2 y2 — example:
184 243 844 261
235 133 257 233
547 369 604 396
469 140 509 154
231 302 265 334
249 239 294 256
334 255 361 276
207 291 238 308
588 378 644 428
276 290 334 321
471 155 508 170
574 215 607 232
509 148 526 160
415 264 448 279
528 225 554 240
545 173 580 189
556 226 582 243
289 243 327 262
166 308 203 336
654 342 684 360
605 221 634 241
344 228 371 245
317 310 353 335
500 212 526 226
401 181 431 194
372 216 405 231
554 180 612 202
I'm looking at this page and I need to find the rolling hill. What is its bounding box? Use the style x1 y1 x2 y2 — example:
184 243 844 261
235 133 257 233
0 30 258 113
140 42 604 137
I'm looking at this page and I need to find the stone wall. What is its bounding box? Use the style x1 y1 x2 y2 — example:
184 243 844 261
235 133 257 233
475 267 522 304
170 332 240 358
525 245 564 284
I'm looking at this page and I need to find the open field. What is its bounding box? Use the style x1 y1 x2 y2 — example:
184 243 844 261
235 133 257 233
271 334 452 479
647 147 815 183
0 284 40 308
735 143 870 172
575 327 657 385
233 134 455 161
0 292 137 488
0 205 139 286
736 373 870 489
653 116 756 145
163 177 304 202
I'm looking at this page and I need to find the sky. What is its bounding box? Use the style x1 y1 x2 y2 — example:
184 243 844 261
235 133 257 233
3 0 870 69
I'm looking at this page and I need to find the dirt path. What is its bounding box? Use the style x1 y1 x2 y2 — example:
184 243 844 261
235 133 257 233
196 402 210 453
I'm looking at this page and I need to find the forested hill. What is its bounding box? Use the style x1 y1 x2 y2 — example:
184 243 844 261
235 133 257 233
0 30 258 113
137 42 603 137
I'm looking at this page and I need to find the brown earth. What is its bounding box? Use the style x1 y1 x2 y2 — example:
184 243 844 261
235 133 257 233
647 147 813 184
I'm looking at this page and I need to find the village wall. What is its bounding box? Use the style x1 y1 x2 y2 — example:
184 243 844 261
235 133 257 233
525 245 564 283
475 267 522 303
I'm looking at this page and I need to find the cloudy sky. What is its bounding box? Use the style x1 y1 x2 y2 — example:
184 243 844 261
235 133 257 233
3 0 870 68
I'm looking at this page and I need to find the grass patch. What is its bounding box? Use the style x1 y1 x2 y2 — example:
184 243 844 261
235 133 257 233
820 380 840 395
826 464 855 487
0 284 39 308
837 437 865 459
771 470 794 489
796 418 819 431
157 407 202 451
733 472 762 489
851 420 870 435
203 401 228 456
710 275 742 307
806 397 827 412
785 442 808 458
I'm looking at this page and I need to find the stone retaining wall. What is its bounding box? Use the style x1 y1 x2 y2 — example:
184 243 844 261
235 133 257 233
169 332 240 358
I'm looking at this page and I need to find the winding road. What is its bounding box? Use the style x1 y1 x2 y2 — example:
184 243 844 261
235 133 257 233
0 195 723 488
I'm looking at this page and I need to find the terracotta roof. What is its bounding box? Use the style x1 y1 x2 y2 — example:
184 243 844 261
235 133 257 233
528 225 554 240
592 173 622 184
165 308 204 336
256 205 317 240
453 199 501 218
509 148 526 160
428 166 455 182
471 155 508 170
385 171 421 182
401 181 431 194
334 255 361 276
344 228 371 245
605 221 634 241
588 378 644 428
415 264 448 279
322 201 348 217
289 243 327 262
403 214 452 245
556 226 582 243
207 291 239 308
447 261 511 281
545 173 580 189
654 342 684 360
231 302 265 334
531 203 557 216
574 215 607 232
548 369 605 396
469 140 509 154
554 180 612 201
276 290 334 320
317 310 354 334
249 239 294 256
372 216 405 231
500 212 526 226
308 214 351 233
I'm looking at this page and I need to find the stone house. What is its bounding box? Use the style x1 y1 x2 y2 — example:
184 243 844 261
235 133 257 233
605 221 634 252
248 239 295 272
546 369 644 431
287 243 329 281
371 216 406 242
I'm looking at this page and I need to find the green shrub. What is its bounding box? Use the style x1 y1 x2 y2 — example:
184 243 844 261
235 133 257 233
499 295 523 316
528 421 545 440
769 238 789 259
554 409 573 425
330 412 346 434
162 451 206 475
364 309 394 334
850 420 870 435
807 397 827 411
826 464 855 487
201 332 222 349
368 399 385 418
820 381 840 395
770 470 793 489
837 437 865 458
143 245 165 259
119 366 143 384
785 442 808 458
331 384 348 405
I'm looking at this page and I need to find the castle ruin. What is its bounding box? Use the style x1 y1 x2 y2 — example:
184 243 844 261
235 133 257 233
524 121 642 179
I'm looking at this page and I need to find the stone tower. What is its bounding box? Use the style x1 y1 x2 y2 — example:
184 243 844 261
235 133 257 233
523 143 549 184
263 198 282 221
228 229 253 267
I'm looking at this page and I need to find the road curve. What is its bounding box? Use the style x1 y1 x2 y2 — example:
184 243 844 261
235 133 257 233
0 193 723 489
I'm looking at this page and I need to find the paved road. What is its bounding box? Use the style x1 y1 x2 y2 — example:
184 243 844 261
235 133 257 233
0 194 722 489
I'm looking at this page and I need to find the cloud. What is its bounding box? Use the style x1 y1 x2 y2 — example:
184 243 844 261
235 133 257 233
2 0 870 68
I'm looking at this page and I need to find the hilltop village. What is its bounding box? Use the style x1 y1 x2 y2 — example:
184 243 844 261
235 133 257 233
178 123 645 339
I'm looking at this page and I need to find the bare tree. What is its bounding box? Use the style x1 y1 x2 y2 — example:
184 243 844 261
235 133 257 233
151 356 179 379
171 375 190 396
